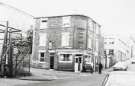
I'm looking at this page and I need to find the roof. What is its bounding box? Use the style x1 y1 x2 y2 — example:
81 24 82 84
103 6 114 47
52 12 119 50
34 14 101 26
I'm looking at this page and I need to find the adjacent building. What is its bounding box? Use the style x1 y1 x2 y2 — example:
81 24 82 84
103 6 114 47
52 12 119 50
32 14 104 72
104 36 131 68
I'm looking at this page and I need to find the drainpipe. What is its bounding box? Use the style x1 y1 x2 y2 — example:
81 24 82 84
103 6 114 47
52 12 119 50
92 21 96 72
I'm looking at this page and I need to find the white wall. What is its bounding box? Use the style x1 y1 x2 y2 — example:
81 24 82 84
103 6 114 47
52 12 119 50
104 36 131 62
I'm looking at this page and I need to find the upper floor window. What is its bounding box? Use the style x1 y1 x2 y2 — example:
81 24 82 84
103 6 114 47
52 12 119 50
88 20 94 31
88 38 92 48
95 24 101 35
39 33 47 46
61 32 70 47
62 16 71 27
40 19 48 29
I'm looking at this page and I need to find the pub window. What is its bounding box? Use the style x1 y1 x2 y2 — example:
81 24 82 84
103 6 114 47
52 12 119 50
40 52 45 62
63 54 70 61
60 54 72 61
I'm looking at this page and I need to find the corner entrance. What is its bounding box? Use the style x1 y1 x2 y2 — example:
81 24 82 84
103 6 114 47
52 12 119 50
74 54 83 72
49 53 55 69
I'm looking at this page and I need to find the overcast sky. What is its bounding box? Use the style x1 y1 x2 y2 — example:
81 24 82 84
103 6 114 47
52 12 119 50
1 0 135 37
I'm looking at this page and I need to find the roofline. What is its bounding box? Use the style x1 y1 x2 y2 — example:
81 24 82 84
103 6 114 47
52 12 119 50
34 14 101 26
34 14 89 18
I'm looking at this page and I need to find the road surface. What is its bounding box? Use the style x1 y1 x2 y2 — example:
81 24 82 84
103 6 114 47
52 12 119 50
17 73 106 86
102 63 135 86
19 64 135 86
2 63 135 86
127 63 135 71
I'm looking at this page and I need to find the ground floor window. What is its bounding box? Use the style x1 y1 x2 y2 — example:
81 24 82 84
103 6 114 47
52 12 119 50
59 54 72 62
40 52 45 62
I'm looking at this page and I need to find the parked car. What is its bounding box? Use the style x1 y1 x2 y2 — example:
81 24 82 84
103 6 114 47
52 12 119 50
82 63 93 73
131 58 135 64
112 62 128 71
102 71 135 86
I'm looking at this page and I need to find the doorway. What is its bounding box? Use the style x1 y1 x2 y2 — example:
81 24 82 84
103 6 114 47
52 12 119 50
50 53 55 69
74 55 83 72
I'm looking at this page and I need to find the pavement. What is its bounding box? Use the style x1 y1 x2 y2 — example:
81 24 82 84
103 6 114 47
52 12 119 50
18 68 92 81
0 78 39 86
15 63 135 86
17 67 112 81
103 67 113 73
18 73 106 86
0 67 112 86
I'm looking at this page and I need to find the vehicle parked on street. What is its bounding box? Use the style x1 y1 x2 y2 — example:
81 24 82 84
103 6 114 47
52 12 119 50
102 71 135 86
82 63 93 73
112 62 128 71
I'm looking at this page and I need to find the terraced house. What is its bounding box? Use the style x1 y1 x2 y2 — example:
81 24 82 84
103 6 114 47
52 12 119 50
32 14 104 72
104 36 131 68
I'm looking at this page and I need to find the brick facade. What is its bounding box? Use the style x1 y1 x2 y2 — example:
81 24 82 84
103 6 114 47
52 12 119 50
32 15 103 71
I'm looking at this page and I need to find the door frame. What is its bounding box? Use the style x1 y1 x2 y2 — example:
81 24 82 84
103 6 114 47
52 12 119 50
74 55 83 72
49 53 55 69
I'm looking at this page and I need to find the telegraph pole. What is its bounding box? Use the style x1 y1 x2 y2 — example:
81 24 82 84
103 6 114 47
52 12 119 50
0 21 8 77
0 21 22 77
8 29 13 77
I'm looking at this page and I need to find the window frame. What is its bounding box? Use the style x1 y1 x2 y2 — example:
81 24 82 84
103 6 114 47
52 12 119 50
59 54 72 63
39 51 45 62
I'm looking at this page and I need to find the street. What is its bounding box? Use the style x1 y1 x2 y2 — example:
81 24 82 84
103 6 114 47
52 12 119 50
17 73 106 86
0 69 107 86
18 63 135 86
0 63 135 86
102 63 135 86
127 63 135 71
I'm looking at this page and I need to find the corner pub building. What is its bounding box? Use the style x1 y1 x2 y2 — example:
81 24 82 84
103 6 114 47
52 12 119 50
32 14 103 72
